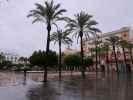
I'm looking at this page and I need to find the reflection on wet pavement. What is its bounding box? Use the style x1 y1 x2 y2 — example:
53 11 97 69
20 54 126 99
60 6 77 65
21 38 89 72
0 72 133 100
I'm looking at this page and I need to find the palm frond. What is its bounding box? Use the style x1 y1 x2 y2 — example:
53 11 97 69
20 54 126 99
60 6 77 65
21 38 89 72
53 9 67 17
28 0 66 27
35 3 45 12
89 27 101 33
54 3 61 10
51 29 73 46
66 11 101 44
32 18 44 24
88 20 98 26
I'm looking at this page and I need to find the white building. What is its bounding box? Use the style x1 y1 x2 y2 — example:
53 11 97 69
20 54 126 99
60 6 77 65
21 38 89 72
0 51 20 64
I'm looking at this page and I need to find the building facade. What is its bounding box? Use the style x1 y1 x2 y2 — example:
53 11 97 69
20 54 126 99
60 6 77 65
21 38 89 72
63 47 78 55
83 27 133 71
83 27 133 56
0 52 20 64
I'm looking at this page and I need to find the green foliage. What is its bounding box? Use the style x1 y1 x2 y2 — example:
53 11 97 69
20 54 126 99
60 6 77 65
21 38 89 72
13 64 24 71
64 54 81 66
29 50 46 66
106 36 120 46
13 64 33 71
0 54 5 62
0 60 12 70
46 51 58 66
29 50 58 67
64 54 93 67
83 57 93 66
19 57 28 63
28 0 67 26
51 29 73 45
66 11 101 41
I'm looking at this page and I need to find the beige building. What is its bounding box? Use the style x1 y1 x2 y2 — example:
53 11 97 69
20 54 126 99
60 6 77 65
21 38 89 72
83 27 133 71
83 27 133 57
63 47 78 55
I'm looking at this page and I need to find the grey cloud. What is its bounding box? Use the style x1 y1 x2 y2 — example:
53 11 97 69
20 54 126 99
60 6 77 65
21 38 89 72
0 0 133 56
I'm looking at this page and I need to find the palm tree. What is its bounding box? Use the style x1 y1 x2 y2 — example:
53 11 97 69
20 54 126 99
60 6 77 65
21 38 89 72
119 39 128 68
106 36 119 72
51 29 72 80
27 0 67 82
101 42 110 73
66 11 100 78
93 39 102 72
126 42 133 65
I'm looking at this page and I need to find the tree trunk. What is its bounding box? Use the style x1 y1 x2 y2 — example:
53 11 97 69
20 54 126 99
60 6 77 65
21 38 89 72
59 38 62 80
44 24 51 82
106 48 109 73
80 31 85 78
95 43 98 73
46 24 51 53
113 45 119 72
122 47 127 68
98 46 100 66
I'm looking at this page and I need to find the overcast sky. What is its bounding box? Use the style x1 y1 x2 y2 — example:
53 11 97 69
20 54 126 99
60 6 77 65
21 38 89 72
0 0 133 57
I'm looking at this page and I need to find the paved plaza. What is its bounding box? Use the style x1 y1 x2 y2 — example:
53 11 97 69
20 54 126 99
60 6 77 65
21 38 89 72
0 72 133 100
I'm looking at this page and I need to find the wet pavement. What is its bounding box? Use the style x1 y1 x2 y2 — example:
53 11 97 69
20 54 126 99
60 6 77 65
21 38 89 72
0 72 133 100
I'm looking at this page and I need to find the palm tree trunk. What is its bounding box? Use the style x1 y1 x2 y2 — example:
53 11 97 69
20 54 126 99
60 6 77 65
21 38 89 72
59 38 62 80
113 45 119 72
43 24 51 82
122 47 127 68
46 24 51 53
98 46 100 66
80 32 85 78
95 43 98 73
106 49 109 73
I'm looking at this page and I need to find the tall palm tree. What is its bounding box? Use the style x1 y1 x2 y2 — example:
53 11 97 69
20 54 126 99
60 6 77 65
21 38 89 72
126 42 133 65
51 29 72 80
119 39 128 68
106 36 119 72
93 39 102 72
101 42 110 73
66 11 100 78
27 0 67 82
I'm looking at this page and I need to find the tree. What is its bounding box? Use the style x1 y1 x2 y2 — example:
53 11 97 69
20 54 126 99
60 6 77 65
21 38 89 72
106 36 119 72
126 42 133 65
19 57 28 64
119 39 128 68
83 57 93 67
29 51 42 66
29 50 58 70
51 29 72 80
66 11 100 78
64 54 81 72
93 39 102 72
0 54 5 63
46 51 58 67
0 60 12 70
28 0 67 82
0 54 13 70
64 54 93 72
101 42 110 73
